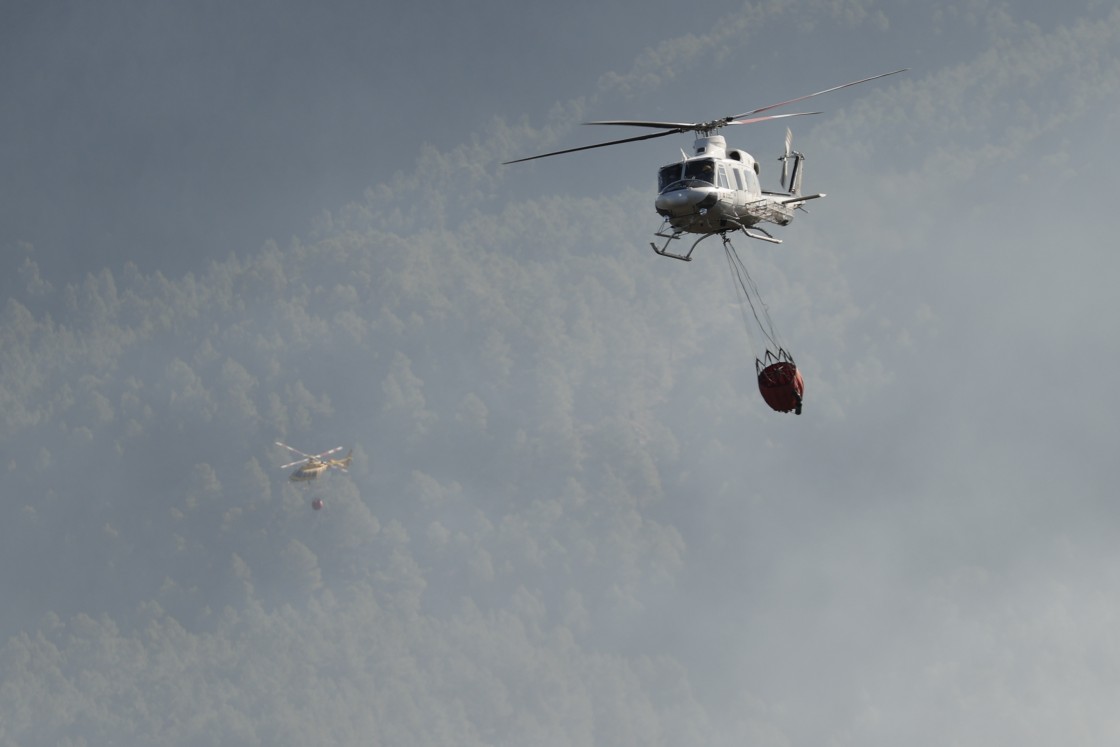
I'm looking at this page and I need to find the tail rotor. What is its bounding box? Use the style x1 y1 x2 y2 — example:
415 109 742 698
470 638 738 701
780 127 793 190
778 127 805 197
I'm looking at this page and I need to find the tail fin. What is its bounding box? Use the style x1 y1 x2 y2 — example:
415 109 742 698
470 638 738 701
336 450 353 469
788 153 804 197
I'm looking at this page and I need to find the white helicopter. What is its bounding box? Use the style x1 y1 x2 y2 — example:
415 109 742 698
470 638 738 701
505 69 906 261
275 441 352 482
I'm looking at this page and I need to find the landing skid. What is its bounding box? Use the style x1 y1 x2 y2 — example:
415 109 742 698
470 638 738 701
650 221 783 262
650 225 707 261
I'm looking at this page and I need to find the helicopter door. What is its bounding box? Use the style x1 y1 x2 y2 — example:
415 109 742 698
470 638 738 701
729 166 746 205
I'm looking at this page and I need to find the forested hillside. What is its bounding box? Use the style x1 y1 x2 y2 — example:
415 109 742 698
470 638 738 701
0 174 797 743
5 3 1120 743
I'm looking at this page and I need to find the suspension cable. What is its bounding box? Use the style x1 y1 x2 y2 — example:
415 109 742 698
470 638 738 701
722 237 781 351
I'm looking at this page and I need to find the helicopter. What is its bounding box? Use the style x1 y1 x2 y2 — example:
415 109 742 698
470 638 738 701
504 69 906 261
276 442 352 482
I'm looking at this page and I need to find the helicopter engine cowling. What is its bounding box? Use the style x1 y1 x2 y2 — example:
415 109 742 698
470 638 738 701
726 148 760 175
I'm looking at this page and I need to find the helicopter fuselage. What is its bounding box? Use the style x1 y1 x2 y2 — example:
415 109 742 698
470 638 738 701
649 135 822 260
286 451 352 482
656 136 801 233
289 461 329 482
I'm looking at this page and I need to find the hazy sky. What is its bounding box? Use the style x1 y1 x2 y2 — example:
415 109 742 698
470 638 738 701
3 1 1120 744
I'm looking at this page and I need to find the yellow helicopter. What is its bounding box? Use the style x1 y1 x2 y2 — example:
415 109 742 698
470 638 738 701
505 69 906 260
276 442 352 482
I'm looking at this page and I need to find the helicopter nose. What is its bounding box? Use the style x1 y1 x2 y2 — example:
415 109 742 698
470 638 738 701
656 187 717 217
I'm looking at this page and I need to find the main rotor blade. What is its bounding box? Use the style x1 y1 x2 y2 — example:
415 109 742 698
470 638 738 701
313 446 344 459
502 69 905 165
280 458 307 469
727 111 821 126
502 128 683 164
584 119 699 130
729 68 907 120
276 441 313 458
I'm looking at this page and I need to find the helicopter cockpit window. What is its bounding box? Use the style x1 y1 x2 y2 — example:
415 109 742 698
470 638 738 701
683 159 716 184
658 165 683 192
